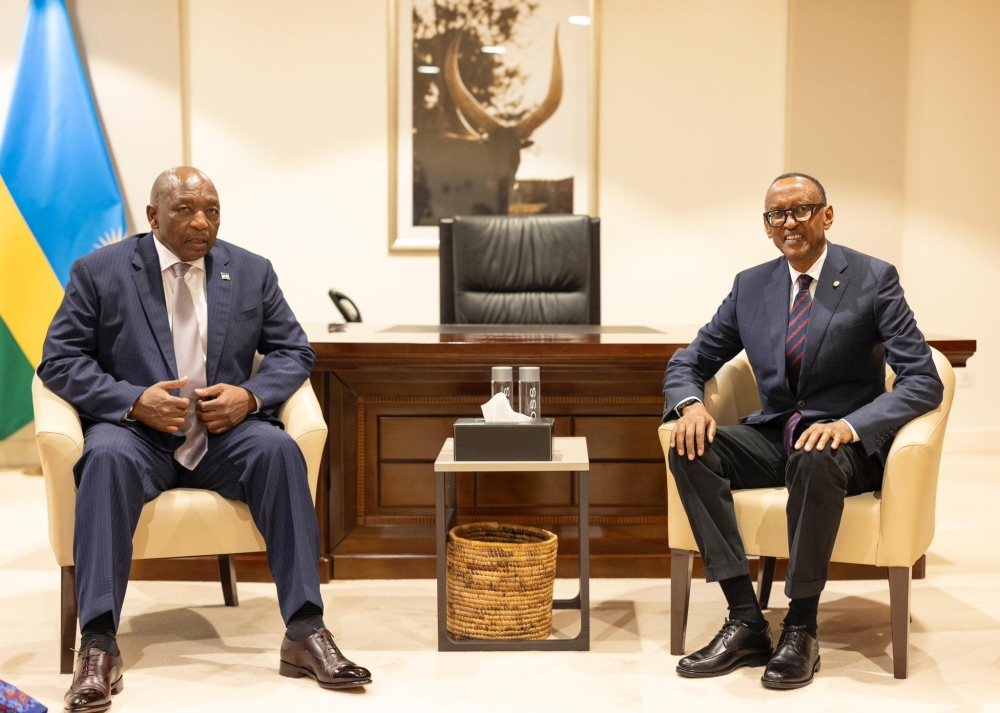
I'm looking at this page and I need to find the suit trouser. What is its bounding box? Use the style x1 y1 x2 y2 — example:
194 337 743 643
669 424 883 599
72 418 322 630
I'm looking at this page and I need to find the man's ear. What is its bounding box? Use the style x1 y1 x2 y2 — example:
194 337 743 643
822 204 834 230
146 204 158 231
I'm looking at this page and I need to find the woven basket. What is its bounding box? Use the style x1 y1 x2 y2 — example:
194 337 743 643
446 522 558 641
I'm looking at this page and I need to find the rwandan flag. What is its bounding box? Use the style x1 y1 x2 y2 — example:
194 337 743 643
0 0 125 440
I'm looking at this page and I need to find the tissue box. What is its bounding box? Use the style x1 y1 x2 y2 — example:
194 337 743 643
453 418 554 461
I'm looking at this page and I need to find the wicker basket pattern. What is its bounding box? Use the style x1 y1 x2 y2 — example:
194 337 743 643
446 522 558 640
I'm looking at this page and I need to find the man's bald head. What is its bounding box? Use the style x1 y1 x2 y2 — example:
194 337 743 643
146 166 221 262
149 166 216 207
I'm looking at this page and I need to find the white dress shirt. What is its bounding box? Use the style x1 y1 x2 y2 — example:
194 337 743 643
153 237 208 357
151 237 260 413
788 245 827 311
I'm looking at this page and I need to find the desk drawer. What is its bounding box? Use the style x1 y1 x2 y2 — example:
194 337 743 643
379 417 457 461
590 463 666 506
573 416 664 460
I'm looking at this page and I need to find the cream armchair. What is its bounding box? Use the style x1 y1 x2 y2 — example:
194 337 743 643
658 348 955 679
33 366 328 674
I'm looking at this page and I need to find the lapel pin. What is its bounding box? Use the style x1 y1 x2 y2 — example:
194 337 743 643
221 272 230 281
833 280 840 288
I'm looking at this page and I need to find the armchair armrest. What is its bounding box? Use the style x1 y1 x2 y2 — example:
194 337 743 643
32 373 84 567
876 348 955 567
277 378 328 504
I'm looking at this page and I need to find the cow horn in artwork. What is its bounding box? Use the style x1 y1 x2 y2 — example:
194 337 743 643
515 26 563 142
444 26 564 143
444 32 504 139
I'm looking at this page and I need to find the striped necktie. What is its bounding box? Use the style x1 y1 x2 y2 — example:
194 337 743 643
170 262 208 469
783 274 813 455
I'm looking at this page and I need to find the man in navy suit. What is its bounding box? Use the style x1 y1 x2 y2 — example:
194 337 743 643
39 167 371 712
663 173 942 689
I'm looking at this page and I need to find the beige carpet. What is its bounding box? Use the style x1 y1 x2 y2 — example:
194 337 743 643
1 453 998 712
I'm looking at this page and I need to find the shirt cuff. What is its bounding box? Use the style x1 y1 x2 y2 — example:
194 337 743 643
842 419 859 442
249 391 262 414
123 407 136 423
674 396 703 418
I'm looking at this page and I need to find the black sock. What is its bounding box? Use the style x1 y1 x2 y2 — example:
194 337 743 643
286 602 326 642
718 575 766 631
783 594 820 637
81 611 120 656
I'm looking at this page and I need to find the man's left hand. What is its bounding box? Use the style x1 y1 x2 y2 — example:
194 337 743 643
195 383 256 434
795 420 854 452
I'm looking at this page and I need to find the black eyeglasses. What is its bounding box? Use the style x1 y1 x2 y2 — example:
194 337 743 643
763 203 825 227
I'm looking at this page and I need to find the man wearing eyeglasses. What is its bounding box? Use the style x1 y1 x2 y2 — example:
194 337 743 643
662 173 942 689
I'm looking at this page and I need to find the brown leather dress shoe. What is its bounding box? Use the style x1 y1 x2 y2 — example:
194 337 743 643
761 624 821 690
279 628 372 689
64 643 124 712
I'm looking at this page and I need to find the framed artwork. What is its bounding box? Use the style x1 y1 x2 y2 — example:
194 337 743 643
388 0 601 252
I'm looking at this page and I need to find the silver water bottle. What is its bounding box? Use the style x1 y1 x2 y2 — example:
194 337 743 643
491 366 514 405
518 366 541 420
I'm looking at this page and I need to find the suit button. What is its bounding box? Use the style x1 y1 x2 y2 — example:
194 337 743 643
797 400 805 408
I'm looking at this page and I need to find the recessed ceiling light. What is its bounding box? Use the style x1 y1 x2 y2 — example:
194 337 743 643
481 46 506 54
569 15 591 25
417 65 440 74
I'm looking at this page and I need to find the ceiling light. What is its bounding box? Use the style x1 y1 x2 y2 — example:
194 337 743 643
417 65 440 74
569 15 591 25
481 46 506 54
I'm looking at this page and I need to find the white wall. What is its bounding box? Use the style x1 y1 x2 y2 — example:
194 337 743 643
1 0 997 463
599 0 788 326
902 0 1000 447
185 0 438 326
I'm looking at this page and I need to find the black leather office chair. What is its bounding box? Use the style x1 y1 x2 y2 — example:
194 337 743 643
439 215 601 325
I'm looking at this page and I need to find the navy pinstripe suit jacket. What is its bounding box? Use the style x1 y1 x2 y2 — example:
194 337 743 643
38 232 315 451
662 242 943 459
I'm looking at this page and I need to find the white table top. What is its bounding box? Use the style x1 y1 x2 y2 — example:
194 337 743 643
434 436 589 472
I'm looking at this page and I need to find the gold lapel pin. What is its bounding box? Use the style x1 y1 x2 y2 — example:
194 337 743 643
833 280 841 288
221 272 230 281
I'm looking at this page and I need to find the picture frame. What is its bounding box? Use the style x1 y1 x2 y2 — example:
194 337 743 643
388 0 601 252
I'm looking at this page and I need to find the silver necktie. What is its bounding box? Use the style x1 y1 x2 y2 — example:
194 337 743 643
170 262 208 468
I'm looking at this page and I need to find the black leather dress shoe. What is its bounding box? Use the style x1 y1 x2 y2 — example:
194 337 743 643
64 642 124 712
279 628 372 689
676 619 773 678
761 624 820 690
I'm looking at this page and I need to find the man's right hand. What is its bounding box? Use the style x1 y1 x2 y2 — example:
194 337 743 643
670 401 717 460
130 377 191 433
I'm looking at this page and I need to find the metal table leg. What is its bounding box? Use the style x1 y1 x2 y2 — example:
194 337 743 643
437 469 590 652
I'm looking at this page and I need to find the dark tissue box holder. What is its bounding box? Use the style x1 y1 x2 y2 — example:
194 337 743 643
453 418 554 461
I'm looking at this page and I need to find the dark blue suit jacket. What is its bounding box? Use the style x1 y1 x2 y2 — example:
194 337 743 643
662 242 943 458
38 232 315 450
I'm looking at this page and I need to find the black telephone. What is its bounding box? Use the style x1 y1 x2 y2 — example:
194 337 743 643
328 289 362 323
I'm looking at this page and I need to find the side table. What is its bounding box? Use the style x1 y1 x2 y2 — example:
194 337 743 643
433 436 590 652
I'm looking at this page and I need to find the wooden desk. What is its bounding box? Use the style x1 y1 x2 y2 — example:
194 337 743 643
131 324 976 584
307 324 976 581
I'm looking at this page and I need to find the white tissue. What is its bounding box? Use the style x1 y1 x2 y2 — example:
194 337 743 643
481 392 533 423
